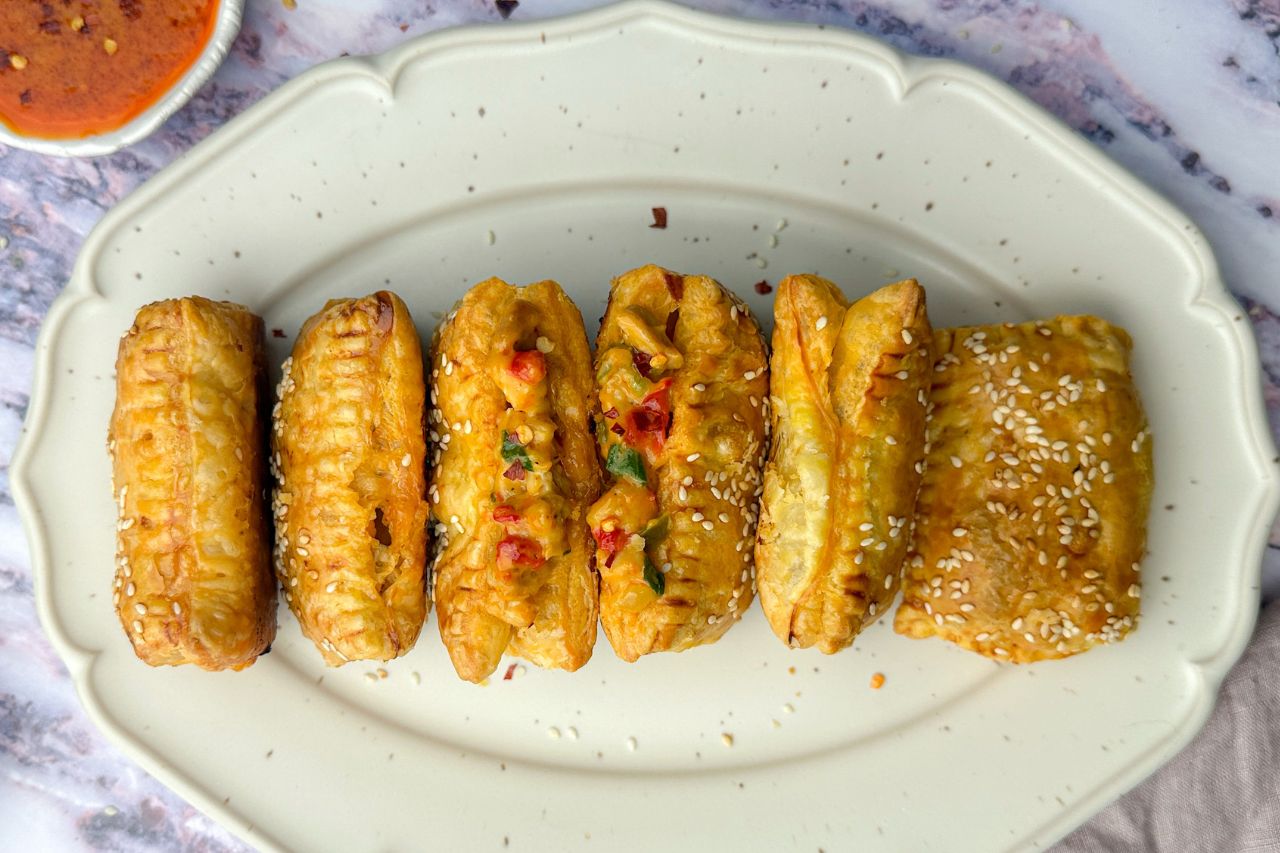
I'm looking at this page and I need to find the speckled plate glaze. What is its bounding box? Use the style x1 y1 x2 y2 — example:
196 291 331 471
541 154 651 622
12 2 1279 850
0 0 243 157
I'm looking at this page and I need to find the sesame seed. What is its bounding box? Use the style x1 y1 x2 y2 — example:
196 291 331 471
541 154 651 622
687 453 701 462
719 513 731 523
132 620 143 634
325 582 337 593
901 329 914 345
125 582 135 596
886 436 898 446
721 732 735 747
702 521 714 531
401 453 412 467
547 727 561 740
133 603 146 615
950 456 962 468
815 315 829 331
952 527 967 537
626 736 638 751
1128 584 1141 598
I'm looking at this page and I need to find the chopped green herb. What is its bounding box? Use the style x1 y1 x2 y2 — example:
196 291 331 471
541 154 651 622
642 555 665 596
501 432 533 471
606 443 647 484
641 515 669 549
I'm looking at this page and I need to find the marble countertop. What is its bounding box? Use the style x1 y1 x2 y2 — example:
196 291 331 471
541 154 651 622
2 0 1278 849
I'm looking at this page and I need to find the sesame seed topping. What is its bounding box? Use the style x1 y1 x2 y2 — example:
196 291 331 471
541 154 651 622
950 456 962 468
687 453 701 462
815 316 829 331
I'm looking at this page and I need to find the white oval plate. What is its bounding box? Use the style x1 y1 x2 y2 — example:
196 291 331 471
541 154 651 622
0 0 243 157
13 3 1278 850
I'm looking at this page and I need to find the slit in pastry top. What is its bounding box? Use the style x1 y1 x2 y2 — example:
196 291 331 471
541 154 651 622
271 291 429 666
756 276 934 653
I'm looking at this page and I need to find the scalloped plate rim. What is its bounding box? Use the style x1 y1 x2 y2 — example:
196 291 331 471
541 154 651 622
11 2 1278 850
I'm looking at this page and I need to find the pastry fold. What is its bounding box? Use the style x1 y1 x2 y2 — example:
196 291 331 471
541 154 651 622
109 297 276 670
429 278 602 683
894 316 1152 661
272 291 429 665
589 264 769 661
756 276 933 653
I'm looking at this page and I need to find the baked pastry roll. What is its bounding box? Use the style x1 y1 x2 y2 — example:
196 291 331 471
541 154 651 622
429 278 602 683
756 276 933 653
589 264 769 661
895 316 1152 662
272 292 429 665
109 297 275 670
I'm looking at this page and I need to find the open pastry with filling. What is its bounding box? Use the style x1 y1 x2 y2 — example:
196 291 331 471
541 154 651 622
589 264 770 661
429 278 602 682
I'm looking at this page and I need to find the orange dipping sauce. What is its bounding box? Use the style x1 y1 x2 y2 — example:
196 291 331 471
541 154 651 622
0 1 219 139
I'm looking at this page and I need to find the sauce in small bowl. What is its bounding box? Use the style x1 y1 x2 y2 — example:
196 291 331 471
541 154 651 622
0 0 242 155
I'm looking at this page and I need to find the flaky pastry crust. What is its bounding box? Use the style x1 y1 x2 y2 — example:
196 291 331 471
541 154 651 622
429 279 601 683
756 277 933 653
894 316 1152 662
589 265 769 661
272 292 429 665
109 297 276 670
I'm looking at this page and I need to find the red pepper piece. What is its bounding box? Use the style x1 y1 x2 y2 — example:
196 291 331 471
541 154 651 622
509 350 546 384
496 535 545 568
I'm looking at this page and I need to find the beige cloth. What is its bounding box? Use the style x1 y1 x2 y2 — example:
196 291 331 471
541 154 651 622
1055 601 1280 852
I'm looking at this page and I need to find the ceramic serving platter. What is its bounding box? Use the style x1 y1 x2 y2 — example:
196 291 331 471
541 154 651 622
12 3 1278 850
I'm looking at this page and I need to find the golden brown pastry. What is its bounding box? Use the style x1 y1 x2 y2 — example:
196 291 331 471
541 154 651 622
756 276 933 653
109 298 275 670
895 316 1152 662
429 278 601 683
272 292 429 665
589 264 769 661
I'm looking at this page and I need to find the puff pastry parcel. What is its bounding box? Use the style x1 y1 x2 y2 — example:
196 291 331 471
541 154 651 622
756 276 933 653
272 292 429 665
589 264 769 661
895 316 1152 662
429 279 602 683
109 297 276 670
